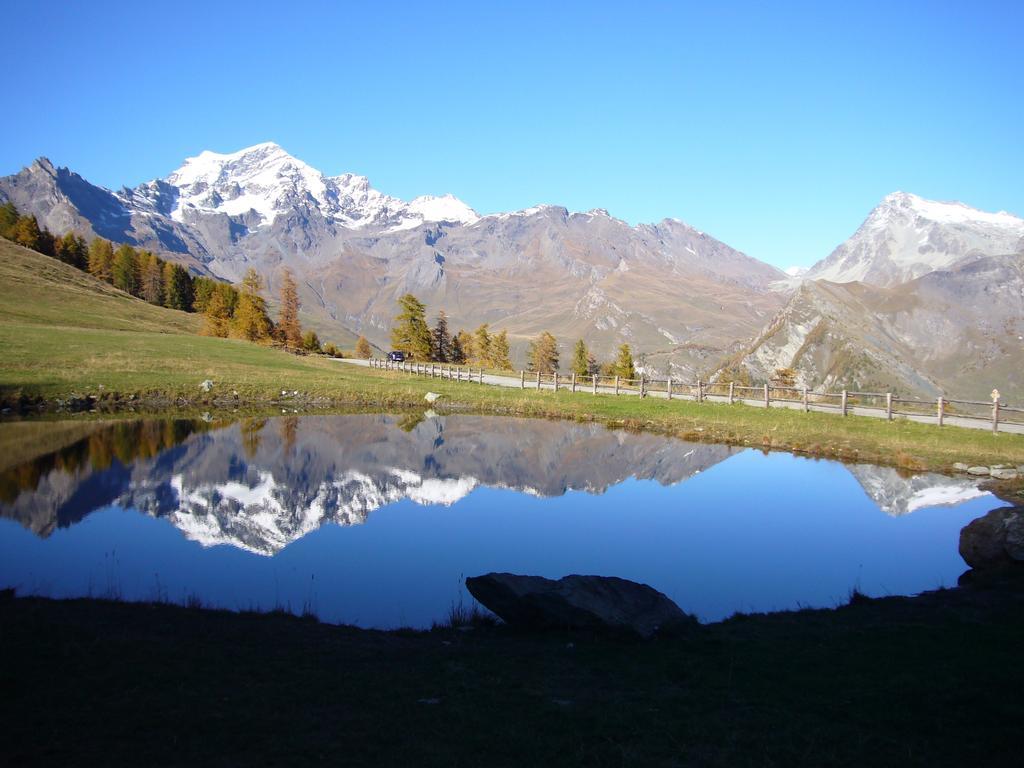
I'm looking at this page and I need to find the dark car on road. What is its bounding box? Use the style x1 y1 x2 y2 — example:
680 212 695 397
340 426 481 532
387 351 406 362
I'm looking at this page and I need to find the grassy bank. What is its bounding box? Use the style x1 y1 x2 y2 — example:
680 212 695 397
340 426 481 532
2 576 1023 767
3 239 1024 472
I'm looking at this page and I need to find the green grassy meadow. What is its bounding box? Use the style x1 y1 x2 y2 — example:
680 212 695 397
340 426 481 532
2 239 1024 473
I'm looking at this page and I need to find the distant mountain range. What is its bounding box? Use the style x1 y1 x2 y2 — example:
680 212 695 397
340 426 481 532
2 144 1021 398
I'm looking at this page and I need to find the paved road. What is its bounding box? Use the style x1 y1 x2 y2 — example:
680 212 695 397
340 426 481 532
335 357 1024 436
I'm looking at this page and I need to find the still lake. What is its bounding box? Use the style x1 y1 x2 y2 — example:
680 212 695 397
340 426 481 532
0 413 997 627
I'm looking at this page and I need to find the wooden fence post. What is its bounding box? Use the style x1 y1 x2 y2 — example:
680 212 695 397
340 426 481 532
764 383 770 408
520 370 525 389
478 368 483 385
802 387 809 413
993 396 1000 433
571 372 576 393
697 379 703 403
841 390 848 416
554 372 559 392
640 375 646 398
537 371 541 391
886 393 893 421
593 375 598 395
729 382 734 405
937 396 945 427
667 377 672 400
614 376 619 395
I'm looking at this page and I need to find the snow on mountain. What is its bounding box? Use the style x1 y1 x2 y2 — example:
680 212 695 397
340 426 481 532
848 465 991 516
159 142 478 232
401 194 479 228
785 265 808 277
805 191 1024 286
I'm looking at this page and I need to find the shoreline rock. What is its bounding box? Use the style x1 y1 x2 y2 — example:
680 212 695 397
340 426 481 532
465 572 697 638
959 506 1024 570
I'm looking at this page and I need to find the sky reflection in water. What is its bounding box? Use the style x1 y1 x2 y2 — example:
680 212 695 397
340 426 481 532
0 414 998 627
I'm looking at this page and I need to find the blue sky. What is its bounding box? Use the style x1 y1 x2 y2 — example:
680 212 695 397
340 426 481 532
2 1 1021 268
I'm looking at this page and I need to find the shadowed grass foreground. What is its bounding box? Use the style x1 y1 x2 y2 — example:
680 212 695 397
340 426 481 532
2 577 1023 767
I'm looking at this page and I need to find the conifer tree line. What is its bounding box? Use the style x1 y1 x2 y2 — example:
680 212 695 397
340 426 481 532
389 294 513 369
0 201 342 355
388 292 638 378
1 201 198 312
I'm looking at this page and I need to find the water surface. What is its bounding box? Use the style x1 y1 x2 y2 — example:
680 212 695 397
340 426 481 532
0 414 997 626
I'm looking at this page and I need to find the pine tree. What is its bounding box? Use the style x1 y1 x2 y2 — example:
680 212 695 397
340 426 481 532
571 339 590 377
203 286 233 337
139 251 164 304
528 331 559 374
613 343 636 379
432 311 452 362
452 330 472 364
12 215 42 251
390 293 432 360
355 336 372 359
191 276 217 313
490 330 512 370
0 201 18 239
87 238 114 283
302 330 322 353
277 269 303 348
163 263 194 311
450 331 467 364
54 232 87 269
112 244 140 295
472 323 491 366
231 268 272 341
37 227 55 257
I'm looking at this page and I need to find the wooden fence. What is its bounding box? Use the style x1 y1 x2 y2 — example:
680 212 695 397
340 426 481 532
366 358 1022 433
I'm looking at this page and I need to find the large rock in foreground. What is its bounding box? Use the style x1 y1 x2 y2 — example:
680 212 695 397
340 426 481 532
465 573 697 638
959 506 1024 570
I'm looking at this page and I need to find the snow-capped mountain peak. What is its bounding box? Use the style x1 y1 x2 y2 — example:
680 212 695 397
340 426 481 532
874 191 1024 229
156 142 477 232
400 193 479 229
165 142 331 226
806 191 1024 286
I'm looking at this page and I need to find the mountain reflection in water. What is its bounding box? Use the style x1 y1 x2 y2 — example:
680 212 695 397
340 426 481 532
0 414 998 626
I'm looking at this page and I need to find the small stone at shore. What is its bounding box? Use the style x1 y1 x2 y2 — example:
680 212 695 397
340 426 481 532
952 462 969 472
199 380 214 392
966 466 990 476
991 468 1019 480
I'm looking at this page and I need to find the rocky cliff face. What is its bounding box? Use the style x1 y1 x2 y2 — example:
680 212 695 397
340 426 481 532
725 187 1024 399
726 253 1024 399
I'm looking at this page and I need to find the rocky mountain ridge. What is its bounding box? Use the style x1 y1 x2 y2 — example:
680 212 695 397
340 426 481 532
0 144 786 371
804 191 1024 287
2 146 1021 391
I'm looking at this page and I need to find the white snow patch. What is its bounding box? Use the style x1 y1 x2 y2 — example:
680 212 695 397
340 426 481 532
905 484 990 514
